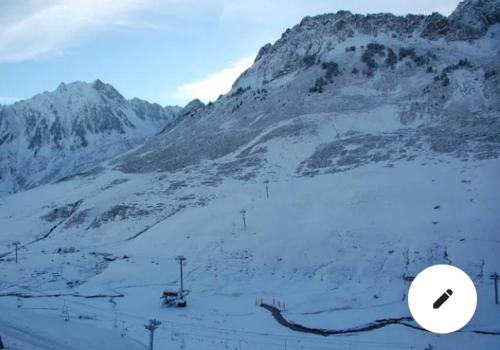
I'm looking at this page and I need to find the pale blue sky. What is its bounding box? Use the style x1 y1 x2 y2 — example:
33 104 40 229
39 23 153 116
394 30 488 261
0 0 460 107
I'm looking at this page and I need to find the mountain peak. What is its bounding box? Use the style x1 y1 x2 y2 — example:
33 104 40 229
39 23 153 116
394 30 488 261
56 82 67 92
0 80 180 193
253 0 499 67
91 79 125 102
91 79 112 91
55 80 88 92
53 80 125 103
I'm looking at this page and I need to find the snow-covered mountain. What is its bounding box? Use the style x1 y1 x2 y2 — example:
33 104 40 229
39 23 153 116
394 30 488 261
116 0 500 176
0 80 181 194
0 1 499 349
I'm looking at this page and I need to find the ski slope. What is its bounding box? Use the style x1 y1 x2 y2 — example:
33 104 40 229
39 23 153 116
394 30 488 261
0 151 499 349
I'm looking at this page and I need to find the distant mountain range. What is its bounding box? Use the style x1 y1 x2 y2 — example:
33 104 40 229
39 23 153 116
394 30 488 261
0 79 181 193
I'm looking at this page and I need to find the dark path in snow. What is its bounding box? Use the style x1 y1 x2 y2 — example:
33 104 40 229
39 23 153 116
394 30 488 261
261 304 500 336
0 292 124 299
260 303 414 336
30 200 83 244
126 206 185 241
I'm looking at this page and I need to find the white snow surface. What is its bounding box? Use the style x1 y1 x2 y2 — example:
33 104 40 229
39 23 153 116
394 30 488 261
1 1 500 349
0 135 499 349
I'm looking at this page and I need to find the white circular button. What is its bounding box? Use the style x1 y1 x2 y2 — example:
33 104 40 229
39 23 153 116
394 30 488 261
408 264 477 334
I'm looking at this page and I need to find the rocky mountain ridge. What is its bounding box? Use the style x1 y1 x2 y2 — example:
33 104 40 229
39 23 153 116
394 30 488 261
0 80 181 194
115 0 500 178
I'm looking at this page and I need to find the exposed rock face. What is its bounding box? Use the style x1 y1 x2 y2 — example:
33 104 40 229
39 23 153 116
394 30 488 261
115 0 500 177
0 80 181 194
449 0 500 39
421 13 452 40
177 99 205 119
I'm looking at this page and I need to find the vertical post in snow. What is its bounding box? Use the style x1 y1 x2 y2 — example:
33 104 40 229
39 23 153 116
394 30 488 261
491 273 499 305
149 327 153 350
240 210 247 229
180 333 186 349
121 321 127 337
496 274 499 305
12 241 20 264
0 335 4 349
144 319 161 350
62 301 69 322
176 255 187 296
264 180 270 199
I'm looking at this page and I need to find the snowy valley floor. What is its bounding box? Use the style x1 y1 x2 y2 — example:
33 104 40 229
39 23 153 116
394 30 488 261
0 157 499 349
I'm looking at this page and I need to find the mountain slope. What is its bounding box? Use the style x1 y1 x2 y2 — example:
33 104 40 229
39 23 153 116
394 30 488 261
0 1 499 349
116 1 500 176
0 80 181 194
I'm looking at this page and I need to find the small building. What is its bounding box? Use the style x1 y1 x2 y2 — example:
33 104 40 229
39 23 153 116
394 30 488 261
161 290 188 307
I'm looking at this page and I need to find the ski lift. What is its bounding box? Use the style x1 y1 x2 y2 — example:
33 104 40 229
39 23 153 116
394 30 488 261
161 255 189 307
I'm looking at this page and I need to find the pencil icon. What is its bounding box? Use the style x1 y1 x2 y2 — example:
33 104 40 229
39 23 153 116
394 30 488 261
433 289 453 309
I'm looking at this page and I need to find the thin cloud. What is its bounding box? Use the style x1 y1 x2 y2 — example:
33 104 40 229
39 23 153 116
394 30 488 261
0 0 158 62
174 55 255 104
0 0 461 63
